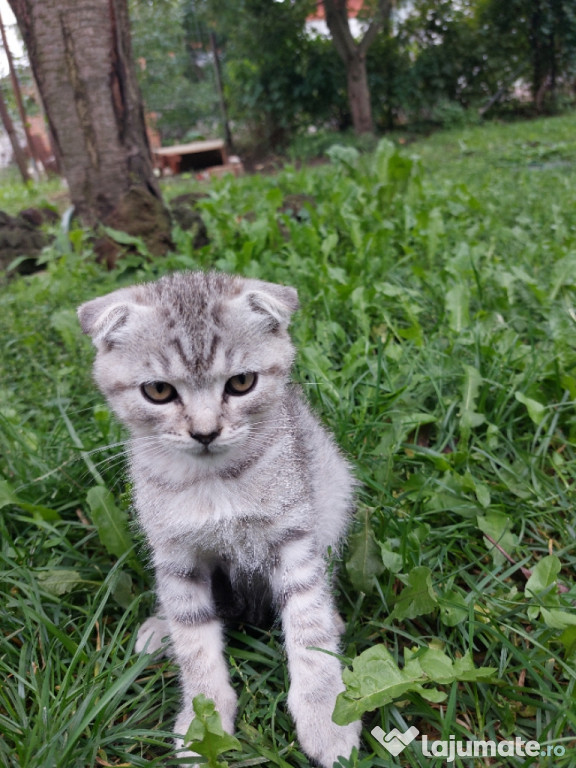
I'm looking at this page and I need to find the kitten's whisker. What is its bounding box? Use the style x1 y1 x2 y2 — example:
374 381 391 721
77 437 170 482
80 434 166 459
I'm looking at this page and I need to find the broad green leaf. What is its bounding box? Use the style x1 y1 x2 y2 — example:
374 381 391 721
265 187 283 208
184 694 241 766
550 252 576 300
86 485 133 560
439 589 468 627
326 265 348 284
525 555 561 598
346 507 384 594
445 283 470 332
333 645 496 725
514 391 546 426
333 645 442 725
390 566 438 621
102 225 149 250
321 232 339 258
374 138 396 181
374 412 436 454
559 626 576 659
413 648 495 684
399 412 437 440
326 144 360 170
0 479 60 522
0 479 16 508
475 483 491 508
379 541 403 574
50 308 81 349
36 569 83 596
476 512 517 566
540 608 576 630
427 207 444 258
459 365 485 436
111 570 135 609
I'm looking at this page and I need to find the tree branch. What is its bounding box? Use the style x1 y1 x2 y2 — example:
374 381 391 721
359 0 392 55
323 0 392 61
323 0 357 61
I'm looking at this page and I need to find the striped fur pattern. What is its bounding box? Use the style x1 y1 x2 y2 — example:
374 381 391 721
78 271 361 767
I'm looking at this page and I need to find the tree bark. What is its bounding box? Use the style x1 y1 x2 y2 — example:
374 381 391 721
347 51 373 135
8 0 171 260
210 31 234 152
0 83 31 183
0 7 38 175
323 0 392 135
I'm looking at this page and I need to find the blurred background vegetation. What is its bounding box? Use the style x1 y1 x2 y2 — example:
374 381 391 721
126 0 576 153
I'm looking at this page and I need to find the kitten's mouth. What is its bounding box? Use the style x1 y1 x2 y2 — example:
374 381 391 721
168 435 228 457
190 443 226 457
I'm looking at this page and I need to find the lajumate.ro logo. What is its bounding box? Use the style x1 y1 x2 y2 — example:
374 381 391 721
371 726 568 762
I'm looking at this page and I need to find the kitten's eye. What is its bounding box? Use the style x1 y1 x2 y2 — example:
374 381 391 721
141 381 178 404
225 372 257 396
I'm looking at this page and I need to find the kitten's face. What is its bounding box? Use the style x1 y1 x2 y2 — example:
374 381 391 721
78 272 298 464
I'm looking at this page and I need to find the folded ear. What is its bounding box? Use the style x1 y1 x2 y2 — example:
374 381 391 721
244 280 299 332
77 286 146 349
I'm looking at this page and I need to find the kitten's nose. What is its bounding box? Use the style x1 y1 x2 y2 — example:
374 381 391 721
190 430 220 445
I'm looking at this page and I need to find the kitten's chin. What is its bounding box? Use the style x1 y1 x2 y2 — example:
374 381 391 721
174 441 230 460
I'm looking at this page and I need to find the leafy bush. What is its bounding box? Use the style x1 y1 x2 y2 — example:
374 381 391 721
431 99 482 128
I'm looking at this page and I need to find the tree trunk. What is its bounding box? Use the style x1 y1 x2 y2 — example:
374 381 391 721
347 52 373 135
0 7 38 176
323 0 391 135
530 0 549 113
8 0 171 261
0 84 31 183
209 31 234 152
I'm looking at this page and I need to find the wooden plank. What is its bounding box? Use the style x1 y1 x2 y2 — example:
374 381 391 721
153 139 225 156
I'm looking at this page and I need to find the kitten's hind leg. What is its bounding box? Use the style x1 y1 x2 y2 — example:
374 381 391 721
135 615 170 655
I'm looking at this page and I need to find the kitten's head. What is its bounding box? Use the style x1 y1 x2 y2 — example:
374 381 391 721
78 271 298 464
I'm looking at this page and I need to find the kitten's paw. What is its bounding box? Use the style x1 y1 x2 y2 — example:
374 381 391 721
174 711 200 763
332 610 346 636
135 615 170 655
174 696 237 743
173 734 201 765
290 697 361 768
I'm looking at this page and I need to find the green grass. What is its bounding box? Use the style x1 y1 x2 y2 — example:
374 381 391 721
0 166 69 216
1 113 576 767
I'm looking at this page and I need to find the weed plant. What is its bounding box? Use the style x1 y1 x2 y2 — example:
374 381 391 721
1 114 576 767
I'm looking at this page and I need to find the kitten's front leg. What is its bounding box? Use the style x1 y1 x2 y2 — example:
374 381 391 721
154 561 237 749
272 536 361 768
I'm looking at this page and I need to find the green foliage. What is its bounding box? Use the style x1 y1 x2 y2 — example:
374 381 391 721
1 115 576 765
183 695 241 766
190 0 341 149
86 485 135 563
389 566 439 622
526 555 576 630
478 0 576 109
333 645 496 725
346 506 385 594
0 167 65 216
129 0 220 142
124 0 576 146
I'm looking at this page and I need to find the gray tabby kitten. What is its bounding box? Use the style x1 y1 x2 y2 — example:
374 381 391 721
78 271 361 767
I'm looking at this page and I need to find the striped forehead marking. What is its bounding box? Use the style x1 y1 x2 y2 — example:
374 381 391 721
168 333 222 378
